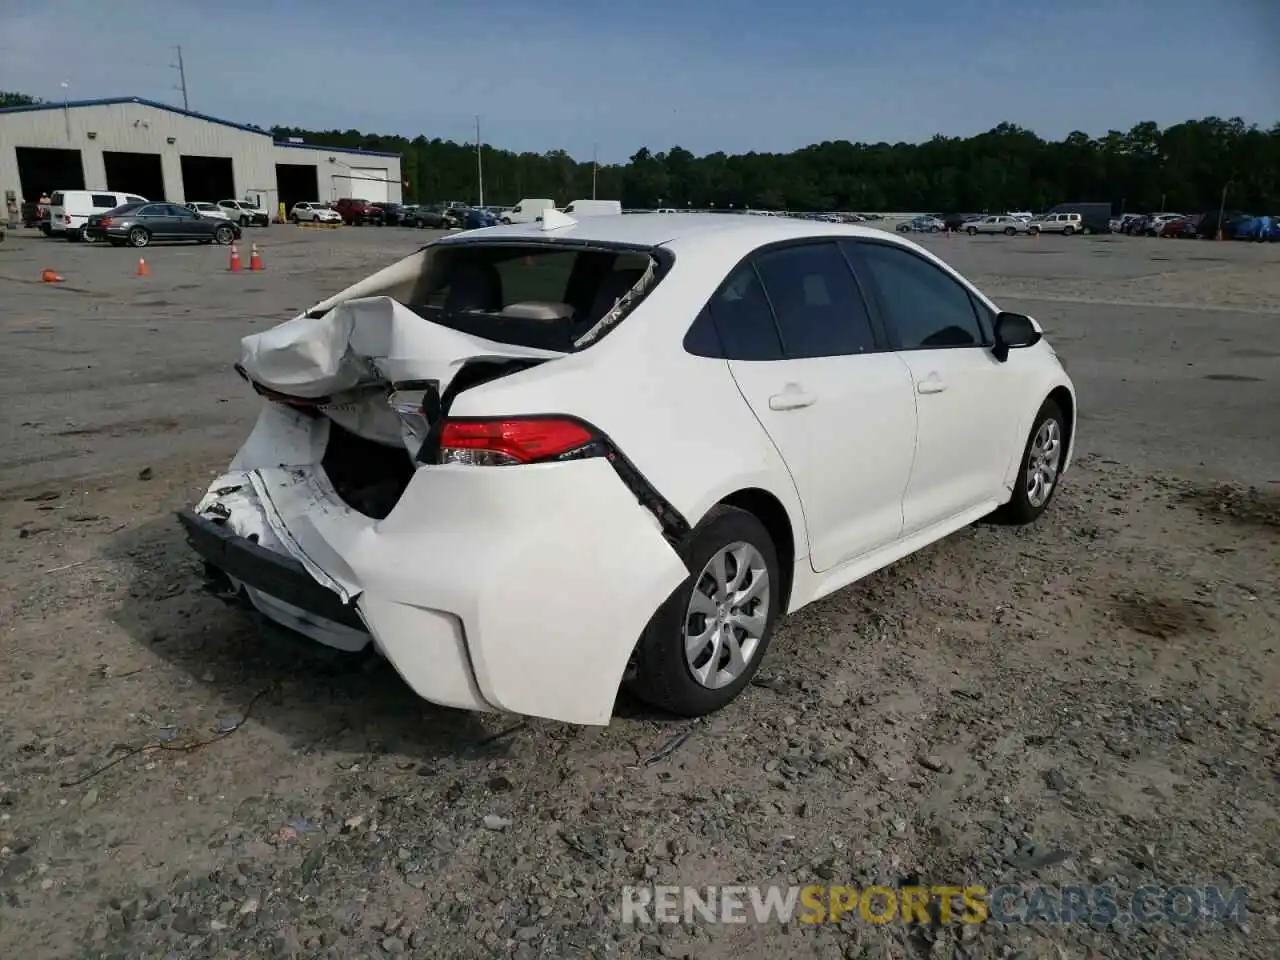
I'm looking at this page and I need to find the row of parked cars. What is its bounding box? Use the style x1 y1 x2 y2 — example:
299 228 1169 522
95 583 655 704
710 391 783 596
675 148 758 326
898 211 1092 236
24 190 271 241
1109 211 1280 241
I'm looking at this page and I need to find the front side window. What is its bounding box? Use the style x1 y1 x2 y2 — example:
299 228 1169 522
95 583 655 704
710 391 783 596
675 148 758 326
91 194 116 208
752 242 876 358
851 242 985 350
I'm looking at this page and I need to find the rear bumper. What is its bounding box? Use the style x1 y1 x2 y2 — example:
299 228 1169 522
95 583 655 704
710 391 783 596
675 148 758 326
184 405 688 724
178 509 365 630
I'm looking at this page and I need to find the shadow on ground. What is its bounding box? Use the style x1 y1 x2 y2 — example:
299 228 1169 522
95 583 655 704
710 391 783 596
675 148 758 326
102 515 513 764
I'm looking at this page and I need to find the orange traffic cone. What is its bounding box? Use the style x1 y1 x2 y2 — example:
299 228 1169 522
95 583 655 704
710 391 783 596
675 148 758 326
228 244 242 272
249 242 263 271
41 268 64 283
136 257 149 277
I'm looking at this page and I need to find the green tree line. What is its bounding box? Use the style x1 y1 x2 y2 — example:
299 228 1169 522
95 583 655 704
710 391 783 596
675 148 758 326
5 90 1274 213
271 117 1278 215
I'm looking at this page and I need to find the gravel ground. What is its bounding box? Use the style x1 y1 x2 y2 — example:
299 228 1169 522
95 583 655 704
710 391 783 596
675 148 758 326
1 225 1278 959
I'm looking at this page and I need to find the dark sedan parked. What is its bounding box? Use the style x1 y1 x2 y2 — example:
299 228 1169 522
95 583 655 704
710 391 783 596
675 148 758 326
408 205 450 228
86 202 242 248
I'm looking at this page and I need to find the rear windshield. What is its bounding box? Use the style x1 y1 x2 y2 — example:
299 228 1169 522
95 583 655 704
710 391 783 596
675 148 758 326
408 243 660 352
50 192 64 206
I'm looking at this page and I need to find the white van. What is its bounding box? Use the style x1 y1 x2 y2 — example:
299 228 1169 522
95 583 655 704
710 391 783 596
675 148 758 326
50 189 147 241
561 199 622 218
501 198 555 224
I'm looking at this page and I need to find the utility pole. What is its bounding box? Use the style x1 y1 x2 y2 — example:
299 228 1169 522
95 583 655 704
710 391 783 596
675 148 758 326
592 143 598 200
172 46 189 110
475 115 484 208
1216 181 1230 241
60 81 70 140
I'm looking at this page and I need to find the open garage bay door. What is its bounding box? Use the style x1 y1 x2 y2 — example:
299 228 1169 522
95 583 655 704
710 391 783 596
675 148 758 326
180 155 234 203
104 151 166 201
276 164 319 212
15 147 85 199
343 167 389 203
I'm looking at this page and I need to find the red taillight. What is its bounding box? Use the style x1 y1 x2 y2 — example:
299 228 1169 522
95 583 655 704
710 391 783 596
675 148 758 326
437 418 598 466
62 215 71 223
98 217 112 228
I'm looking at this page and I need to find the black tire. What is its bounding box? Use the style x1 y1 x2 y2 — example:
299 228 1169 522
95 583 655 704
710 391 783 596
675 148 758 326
1004 226 1016 236
214 225 234 245
625 505 781 717
967 226 978 236
1028 226 1040 236
240 216 250 227
1062 225 1075 236
128 227 150 248
990 399 1066 525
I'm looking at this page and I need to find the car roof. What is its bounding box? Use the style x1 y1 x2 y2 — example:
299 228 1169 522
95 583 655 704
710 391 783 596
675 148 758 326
439 213 901 253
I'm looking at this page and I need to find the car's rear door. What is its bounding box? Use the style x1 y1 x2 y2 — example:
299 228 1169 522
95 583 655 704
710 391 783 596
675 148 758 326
713 240 918 573
845 238 1022 535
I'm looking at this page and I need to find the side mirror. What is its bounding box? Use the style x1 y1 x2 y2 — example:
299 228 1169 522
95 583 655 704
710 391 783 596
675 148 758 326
992 311 1042 362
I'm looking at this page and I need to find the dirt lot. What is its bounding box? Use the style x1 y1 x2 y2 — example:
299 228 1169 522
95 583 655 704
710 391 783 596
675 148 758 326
1 224 1277 960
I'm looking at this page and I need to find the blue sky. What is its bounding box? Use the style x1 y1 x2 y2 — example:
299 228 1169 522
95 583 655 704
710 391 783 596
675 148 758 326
3 0 1276 162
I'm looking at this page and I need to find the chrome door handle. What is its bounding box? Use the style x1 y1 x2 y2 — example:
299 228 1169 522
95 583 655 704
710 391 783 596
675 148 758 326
768 389 816 411
917 377 947 395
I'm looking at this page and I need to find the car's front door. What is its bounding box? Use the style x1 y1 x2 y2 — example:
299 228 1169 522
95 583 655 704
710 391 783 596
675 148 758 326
846 239 1023 535
713 241 918 573
159 204 199 239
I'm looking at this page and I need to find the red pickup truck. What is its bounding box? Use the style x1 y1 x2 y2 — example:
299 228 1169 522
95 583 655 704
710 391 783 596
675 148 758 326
334 198 383 226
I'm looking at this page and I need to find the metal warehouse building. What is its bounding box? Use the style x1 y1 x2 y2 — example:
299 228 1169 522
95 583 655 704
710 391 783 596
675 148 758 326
0 96 402 218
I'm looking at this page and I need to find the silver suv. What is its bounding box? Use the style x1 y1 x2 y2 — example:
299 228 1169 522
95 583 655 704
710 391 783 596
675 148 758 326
1029 212 1082 236
965 215 1030 236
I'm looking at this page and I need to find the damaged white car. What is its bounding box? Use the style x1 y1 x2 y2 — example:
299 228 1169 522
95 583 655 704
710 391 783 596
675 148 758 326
181 211 1076 725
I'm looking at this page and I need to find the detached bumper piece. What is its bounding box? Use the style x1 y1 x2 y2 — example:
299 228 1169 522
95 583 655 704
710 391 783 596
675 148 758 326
177 508 366 632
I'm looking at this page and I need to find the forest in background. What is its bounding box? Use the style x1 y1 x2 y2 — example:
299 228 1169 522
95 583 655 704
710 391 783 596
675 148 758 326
4 91 1276 213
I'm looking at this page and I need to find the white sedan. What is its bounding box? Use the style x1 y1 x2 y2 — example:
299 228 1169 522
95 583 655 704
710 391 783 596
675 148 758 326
290 201 342 224
180 213 1076 725
184 201 231 220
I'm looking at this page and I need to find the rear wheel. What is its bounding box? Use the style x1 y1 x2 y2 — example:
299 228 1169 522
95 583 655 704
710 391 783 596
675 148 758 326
1062 225 1075 236
128 227 150 248
626 505 780 717
1003 226 1016 236
967 226 978 236
991 399 1066 525
214 224 234 245
1028 226 1041 236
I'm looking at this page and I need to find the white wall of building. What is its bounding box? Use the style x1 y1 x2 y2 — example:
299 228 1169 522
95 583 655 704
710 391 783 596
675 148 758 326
271 144 401 204
0 98 402 213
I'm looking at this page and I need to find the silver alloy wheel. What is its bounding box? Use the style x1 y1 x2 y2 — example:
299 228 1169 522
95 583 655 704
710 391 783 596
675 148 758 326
683 541 770 689
1026 418 1062 508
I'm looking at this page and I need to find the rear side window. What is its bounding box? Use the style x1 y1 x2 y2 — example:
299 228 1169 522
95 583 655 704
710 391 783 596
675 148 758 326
752 242 876 358
91 194 116 208
852 242 984 349
137 204 167 217
704 264 784 361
